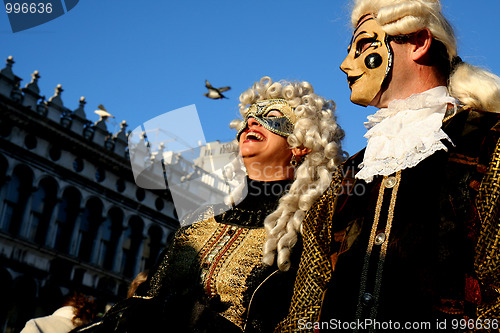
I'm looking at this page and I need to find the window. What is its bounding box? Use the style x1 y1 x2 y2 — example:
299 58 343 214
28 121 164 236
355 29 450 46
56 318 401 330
155 198 164 211
76 198 103 262
136 188 145 202
143 225 163 270
73 158 84 172
1 165 32 236
116 179 126 193
95 167 105 182
95 208 123 269
27 178 57 244
53 188 81 253
49 146 61 161
24 135 37 150
96 220 111 267
121 216 144 278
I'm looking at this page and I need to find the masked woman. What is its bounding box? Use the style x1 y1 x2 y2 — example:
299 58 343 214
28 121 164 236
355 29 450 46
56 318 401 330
74 76 345 333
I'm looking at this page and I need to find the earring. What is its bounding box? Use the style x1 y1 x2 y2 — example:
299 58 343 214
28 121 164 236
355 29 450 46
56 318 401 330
290 155 298 167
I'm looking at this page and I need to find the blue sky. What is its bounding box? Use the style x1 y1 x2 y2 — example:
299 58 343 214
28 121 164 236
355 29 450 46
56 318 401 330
2 0 499 155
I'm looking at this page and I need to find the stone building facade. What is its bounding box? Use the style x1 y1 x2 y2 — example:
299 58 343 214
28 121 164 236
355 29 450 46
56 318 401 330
0 56 179 332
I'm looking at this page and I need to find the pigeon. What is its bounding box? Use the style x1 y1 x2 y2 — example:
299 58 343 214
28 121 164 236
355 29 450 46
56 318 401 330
204 80 231 99
94 104 115 121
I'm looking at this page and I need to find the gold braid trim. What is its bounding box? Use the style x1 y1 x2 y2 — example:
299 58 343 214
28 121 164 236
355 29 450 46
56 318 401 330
475 136 500 319
275 170 343 332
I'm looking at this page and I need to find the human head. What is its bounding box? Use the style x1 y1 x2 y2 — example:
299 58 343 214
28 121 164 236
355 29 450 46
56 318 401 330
231 76 346 270
127 270 149 298
342 0 457 108
63 292 97 327
343 0 500 113
237 98 307 181
350 0 456 61
232 77 345 181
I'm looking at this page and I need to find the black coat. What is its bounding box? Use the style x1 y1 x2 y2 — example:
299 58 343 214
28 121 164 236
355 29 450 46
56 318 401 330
276 109 500 332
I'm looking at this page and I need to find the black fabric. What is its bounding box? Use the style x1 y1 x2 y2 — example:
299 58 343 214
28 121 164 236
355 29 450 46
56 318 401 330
214 178 291 228
319 109 500 331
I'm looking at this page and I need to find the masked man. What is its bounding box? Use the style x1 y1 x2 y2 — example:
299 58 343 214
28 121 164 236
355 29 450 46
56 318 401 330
275 0 500 331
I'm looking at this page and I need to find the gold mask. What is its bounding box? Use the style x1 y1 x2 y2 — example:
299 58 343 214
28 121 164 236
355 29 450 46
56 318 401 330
236 99 296 140
340 16 393 107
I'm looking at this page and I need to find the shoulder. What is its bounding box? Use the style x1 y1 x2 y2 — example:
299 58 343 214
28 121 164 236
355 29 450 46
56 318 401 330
443 108 500 170
444 108 500 152
20 319 40 333
21 314 75 333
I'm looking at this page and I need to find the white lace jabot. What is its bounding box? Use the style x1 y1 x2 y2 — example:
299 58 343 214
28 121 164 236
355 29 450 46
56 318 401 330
356 86 457 183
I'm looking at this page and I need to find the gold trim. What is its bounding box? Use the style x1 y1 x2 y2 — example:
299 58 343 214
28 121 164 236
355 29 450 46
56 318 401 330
214 225 266 328
355 171 401 328
131 295 153 300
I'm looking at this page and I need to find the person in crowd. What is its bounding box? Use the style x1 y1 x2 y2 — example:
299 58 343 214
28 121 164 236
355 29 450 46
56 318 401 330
126 270 149 299
276 0 500 331
21 292 97 333
73 76 345 333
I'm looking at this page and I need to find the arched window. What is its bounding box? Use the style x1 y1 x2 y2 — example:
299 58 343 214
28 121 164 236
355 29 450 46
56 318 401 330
53 187 81 254
143 225 163 270
121 216 144 278
95 207 123 270
1 165 33 236
26 177 57 244
76 197 103 262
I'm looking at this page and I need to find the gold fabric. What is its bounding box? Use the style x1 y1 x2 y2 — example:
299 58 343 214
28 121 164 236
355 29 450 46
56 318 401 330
149 213 266 330
475 135 500 319
275 170 343 332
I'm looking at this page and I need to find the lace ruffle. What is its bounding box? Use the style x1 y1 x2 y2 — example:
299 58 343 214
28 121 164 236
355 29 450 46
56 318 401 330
357 86 457 183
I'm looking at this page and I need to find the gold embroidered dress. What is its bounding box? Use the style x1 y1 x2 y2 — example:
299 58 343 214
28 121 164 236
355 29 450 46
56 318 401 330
144 178 297 332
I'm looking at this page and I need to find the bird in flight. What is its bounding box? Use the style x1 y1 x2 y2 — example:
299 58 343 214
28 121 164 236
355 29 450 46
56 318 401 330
94 104 115 121
204 80 230 99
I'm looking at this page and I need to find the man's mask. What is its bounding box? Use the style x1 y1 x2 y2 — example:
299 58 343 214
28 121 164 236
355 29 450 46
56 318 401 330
340 16 393 107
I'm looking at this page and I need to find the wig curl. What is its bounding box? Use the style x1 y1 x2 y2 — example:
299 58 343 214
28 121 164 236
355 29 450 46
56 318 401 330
231 76 346 271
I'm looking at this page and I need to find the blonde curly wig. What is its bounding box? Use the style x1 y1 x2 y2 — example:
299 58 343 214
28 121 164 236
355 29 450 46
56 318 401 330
350 0 500 113
230 76 346 271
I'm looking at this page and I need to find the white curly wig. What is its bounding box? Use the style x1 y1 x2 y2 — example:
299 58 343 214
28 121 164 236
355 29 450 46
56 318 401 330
229 76 346 271
349 0 500 113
